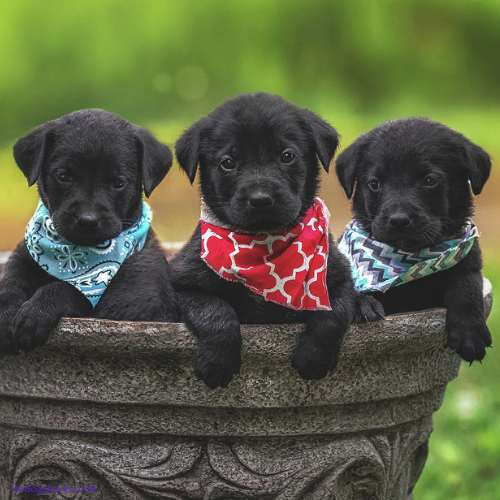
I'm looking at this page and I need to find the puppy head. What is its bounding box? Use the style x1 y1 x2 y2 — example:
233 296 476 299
176 92 339 232
14 109 172 245
336 118 490 250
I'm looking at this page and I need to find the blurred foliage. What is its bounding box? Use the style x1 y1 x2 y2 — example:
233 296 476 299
0 0 499 497
1 0 500 145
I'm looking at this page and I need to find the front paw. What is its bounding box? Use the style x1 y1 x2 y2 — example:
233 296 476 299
291 336 339 380
12 302 60 352
447 322 492 363
195 339 242 389
353 293 385 323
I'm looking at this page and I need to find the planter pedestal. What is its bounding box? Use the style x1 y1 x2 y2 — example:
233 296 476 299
0 272 492 500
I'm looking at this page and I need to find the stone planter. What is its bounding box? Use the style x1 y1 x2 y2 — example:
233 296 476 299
0 252 493 499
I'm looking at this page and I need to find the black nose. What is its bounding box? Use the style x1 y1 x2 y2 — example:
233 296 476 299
389 213 411 229
249 192 274 209
77 213 100 228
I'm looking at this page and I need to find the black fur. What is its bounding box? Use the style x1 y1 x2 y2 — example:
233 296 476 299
0 109 177 354
171 92 355 388
336 117 492 362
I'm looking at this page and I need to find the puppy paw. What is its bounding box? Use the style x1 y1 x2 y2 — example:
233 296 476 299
12 302 60 352
353 294 385 323
447 323 492 363
291 336 339 380
195 340 242 389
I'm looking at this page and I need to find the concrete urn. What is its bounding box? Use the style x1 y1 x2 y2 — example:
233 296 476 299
0 253 493 500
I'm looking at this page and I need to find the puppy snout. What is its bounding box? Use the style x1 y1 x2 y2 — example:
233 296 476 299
77 213 100 228
249 191 274 209
389 213 411 229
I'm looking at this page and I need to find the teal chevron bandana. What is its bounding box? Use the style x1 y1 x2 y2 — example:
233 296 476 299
337 218 479 293
25 200 152 307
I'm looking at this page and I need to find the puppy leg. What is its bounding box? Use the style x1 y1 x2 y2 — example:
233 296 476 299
178 291 242 389
353 292 386 323
12 282 92 352
291 311 342 379
0 250 39 354
291 279 354 380
444 270 491 363
94 236 178 322
0 281 31 354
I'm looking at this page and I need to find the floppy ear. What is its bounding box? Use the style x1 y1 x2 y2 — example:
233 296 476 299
464 141 491 195
335 141 359 199
134 126 173 198
306 111 339 172
175 117 208 184
335 134 371 199
13 123 54 186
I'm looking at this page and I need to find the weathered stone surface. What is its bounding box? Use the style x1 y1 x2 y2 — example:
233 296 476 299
0 251 494 499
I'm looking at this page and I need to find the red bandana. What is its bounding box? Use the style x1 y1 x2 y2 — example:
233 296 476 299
200 197 331 311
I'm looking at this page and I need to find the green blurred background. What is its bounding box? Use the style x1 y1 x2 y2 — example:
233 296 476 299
0 1 498 497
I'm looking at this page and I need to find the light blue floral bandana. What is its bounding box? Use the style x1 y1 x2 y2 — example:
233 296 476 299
25 200 152 307
337 218 479 293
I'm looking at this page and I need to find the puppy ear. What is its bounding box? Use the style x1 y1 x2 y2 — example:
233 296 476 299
306 112 339 172
464 141 491 195
134 126 173 198
335 138 363 200
13 124 54 186
175 117 208 184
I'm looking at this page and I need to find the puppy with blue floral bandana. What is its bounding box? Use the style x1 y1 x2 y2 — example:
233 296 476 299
0 109 177 354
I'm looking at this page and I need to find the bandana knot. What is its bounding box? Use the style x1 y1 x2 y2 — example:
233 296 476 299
337 219 479 293
25 200 152 307
200 197 331 311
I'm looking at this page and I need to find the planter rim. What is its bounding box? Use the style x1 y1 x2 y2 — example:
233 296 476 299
0 274 492 436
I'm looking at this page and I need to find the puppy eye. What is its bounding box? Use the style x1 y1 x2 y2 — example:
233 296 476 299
281 151 296 164
55 172 71 183
424 175 439 187
220 157 235 171
367 179 381 191
113 178 127 189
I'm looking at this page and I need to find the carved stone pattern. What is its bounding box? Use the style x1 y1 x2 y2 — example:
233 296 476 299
1 418 430 500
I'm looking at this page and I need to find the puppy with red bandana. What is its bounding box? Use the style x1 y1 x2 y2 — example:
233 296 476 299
170 93 355 389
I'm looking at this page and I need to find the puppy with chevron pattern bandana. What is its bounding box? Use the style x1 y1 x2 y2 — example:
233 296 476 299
338 218 479 293
336 117 492 364
0 109 177 355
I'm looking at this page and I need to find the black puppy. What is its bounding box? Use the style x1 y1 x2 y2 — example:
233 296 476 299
336 117 491 363
170 92 355 389
0 109 177 354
